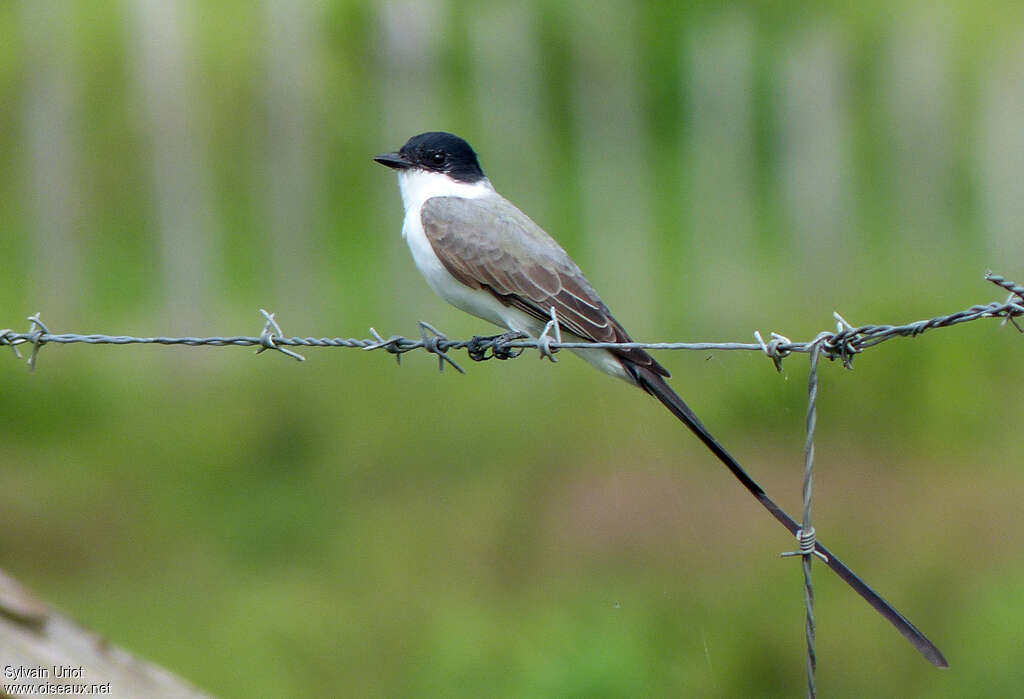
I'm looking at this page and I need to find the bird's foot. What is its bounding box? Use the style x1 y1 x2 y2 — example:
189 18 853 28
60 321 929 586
466 331 527 361
535 307 562 363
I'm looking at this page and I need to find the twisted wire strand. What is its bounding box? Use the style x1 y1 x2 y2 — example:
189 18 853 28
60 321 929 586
1 275 1020 373
801 342 823 699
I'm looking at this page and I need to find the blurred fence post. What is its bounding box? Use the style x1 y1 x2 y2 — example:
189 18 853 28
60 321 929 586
979 43 1024 262
468 4 544 214
128 0 216 330
778 22 853 278
686 11 756 317
883 11 955 255
567 1 654 333
375 0 445 326
20 0 82 318
262 0 323 323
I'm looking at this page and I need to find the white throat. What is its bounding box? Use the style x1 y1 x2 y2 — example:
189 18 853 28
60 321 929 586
396 169 494 225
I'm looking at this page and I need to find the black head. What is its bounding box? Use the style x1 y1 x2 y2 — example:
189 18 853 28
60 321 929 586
374 132 486 183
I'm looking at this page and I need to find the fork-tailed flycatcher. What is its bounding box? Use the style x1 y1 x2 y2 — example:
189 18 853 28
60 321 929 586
375 131 946 667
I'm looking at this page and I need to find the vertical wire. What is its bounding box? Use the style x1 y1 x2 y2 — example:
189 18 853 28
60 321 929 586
802 341 822 698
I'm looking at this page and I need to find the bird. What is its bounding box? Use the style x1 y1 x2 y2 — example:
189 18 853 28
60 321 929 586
374 131 946 667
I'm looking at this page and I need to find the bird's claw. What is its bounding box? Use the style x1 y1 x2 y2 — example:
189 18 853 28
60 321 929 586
466 331 526 361
536 307 562 363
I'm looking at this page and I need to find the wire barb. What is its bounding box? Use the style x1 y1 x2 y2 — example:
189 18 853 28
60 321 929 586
25 313 50 372
781 527 828 562
985 273 1024 331
754 330 792 371
417 321 464 374
803 528 826 557
0 328 22 360
366 327 407 364
255 309 305 362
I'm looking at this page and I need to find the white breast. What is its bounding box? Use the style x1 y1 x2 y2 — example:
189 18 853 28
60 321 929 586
394 169 531 332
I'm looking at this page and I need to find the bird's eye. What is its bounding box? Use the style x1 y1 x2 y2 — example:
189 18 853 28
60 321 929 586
431 152 446 165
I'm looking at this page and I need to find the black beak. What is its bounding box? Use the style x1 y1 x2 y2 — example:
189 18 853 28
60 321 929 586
373 152 412 170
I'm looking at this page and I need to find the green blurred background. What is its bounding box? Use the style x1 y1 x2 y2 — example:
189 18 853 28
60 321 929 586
1 1 1023 696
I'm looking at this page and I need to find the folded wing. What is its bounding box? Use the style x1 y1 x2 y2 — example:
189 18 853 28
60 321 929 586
420 194 668 378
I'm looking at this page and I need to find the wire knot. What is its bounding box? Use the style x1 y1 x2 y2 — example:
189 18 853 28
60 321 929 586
417 321 464 374
985 272 1024 332
819 314 863 368
256 309 305 362
781 527 828 563
366 328 411 364
0 328 23 360
25 313 50 372
754 330 792 371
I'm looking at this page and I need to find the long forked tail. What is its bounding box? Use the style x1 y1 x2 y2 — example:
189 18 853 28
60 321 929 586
631 366 948 668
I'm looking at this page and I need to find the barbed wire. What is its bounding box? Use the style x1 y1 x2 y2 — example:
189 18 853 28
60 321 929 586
3 271 1021 693
780 339 828 697
1 273 1020 374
